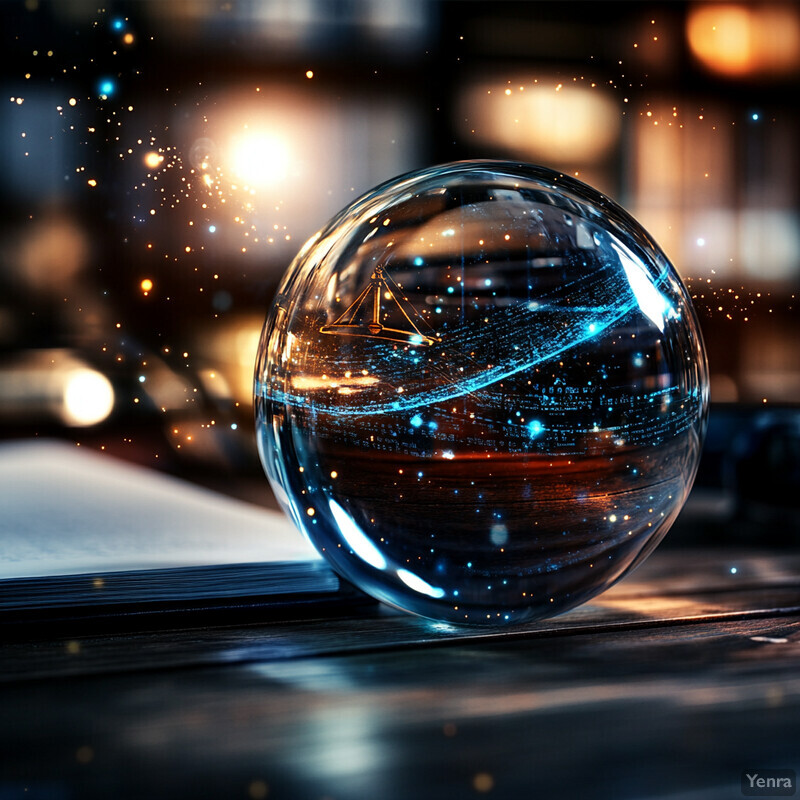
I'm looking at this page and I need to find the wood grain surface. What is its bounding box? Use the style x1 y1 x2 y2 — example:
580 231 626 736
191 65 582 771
1 547 799 799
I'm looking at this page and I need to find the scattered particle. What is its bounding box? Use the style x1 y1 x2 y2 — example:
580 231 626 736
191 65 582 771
98 78 115 97
144 152 163 169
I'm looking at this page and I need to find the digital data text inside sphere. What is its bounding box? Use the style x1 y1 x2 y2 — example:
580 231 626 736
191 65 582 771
255 161 709 625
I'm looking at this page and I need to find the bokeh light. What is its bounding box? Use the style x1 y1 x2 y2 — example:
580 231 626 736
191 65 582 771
143 151 163 169
687 4 800 77
62 369 115 427
229 128 292 189
458 77 620 166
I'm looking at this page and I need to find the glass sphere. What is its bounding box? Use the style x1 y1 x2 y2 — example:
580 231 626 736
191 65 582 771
255 160 708 625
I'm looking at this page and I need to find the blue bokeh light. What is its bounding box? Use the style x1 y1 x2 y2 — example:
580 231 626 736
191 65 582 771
98 78 116 97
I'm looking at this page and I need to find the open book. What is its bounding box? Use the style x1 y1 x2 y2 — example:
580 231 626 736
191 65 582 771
0 440 368 630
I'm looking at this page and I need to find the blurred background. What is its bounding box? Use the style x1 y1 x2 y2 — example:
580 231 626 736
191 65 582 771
1 0 798 535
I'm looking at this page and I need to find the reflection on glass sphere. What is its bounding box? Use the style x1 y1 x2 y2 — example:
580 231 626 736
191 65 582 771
255 160 708 625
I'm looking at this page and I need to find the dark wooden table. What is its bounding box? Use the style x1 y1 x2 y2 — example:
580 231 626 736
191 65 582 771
2 543 799 800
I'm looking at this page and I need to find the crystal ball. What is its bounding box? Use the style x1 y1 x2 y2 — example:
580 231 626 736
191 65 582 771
255 160 708 625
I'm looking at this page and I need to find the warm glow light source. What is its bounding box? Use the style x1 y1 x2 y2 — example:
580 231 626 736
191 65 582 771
62 369 115 426
229 129 291 188
16 216 89 291
144 151 164 169
458 78 620 164
140 278 153 292
687 4 800 77
181 85 419 261
195 318 266 405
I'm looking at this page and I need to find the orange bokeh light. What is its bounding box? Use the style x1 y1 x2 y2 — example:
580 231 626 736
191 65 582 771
687 4 800 77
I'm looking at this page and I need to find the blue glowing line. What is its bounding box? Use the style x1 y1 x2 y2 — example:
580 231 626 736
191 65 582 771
261 293 639 416
259 255 677 422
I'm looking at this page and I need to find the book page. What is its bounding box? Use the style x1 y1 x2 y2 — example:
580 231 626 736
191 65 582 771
0 439 320 579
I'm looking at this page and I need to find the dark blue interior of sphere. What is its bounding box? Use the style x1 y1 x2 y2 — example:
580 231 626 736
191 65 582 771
255 160 709 625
